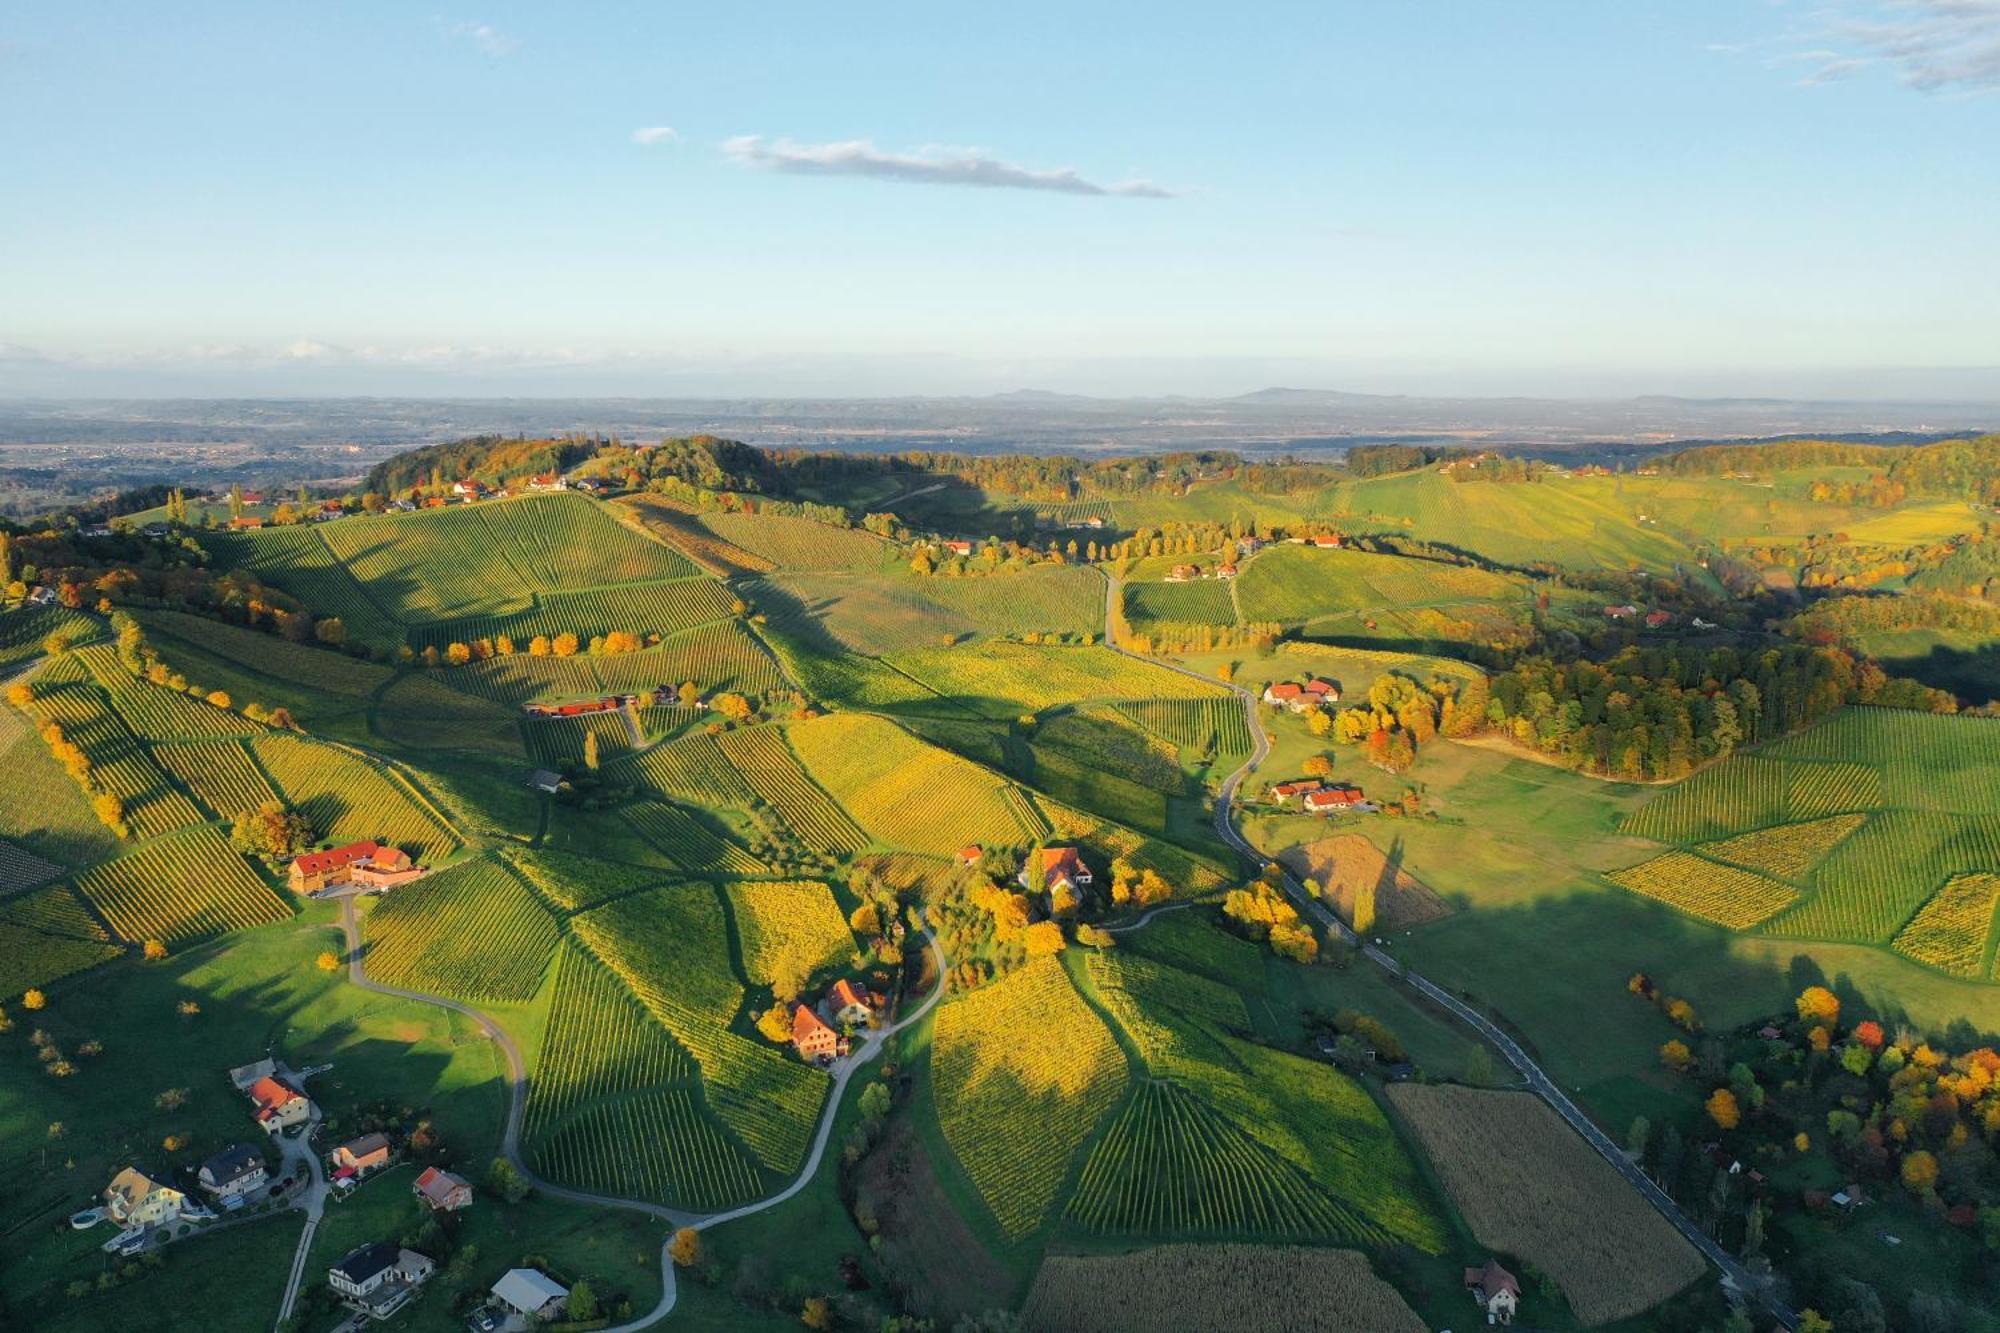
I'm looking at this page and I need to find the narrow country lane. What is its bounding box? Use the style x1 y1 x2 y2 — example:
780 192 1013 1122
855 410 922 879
1095 566 1797 1331
332 898 950 1332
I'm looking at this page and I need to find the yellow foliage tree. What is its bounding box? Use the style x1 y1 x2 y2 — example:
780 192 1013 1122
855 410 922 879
1021 921 1066 956
801 1297 830 1329
1659 1039 1691 1071
1901 1149 1939 1194
669 1228 702 1267
1352 880 1376 937
1706 1088 1741 1130
1795 985 1840 1029
23 988 46 1010
142 940 168 962
756 1004 794 1043
552 632 580 658
316 951 341 972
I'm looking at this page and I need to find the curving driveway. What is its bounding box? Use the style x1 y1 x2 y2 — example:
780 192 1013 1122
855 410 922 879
1096 566 1796 1330
330 899 948 1333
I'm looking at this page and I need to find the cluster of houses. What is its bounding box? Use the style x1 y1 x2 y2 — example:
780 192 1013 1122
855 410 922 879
1165 560 1237 582
1602 604 1675 628
1268 778 1375 815
286 841 427 896
1261 677 1340 711
522 686 707 720
790 978 883 1064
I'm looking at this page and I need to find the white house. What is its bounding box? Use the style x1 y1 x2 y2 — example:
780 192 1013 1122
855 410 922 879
1465 1257 1521 1325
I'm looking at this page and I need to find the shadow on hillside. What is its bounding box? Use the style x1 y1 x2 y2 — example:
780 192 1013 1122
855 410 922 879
1876 644 2000 707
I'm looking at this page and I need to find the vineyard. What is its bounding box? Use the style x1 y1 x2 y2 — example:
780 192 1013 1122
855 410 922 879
209 525 404 647
1235 545 1529 628
0 724 120 867
154 740 279 820
409 577 735 652
697 510 890 571
1124 913 1266 985
521 942 767 1209
370 673 523 757
28 677 203 839
76 645 260 741
1698 814 1867 879
71 826 291 944
1607 851 1800 930
623 730 757 808
0 603 98 666
569 884 826 1171
722 879 854 987
524 711 632 768
135 609 386 699
885 642 1227 716
1083 952 1444 1251
622 802 768 876
930 958 1129 1238
1114 697 1254 764
1387 1084 1707 1326
360 855 559 1001
618 495 775 576
0 835 63 893
754 568 1099 656
1067 1082 1367 1238
715 725 869 855
1891 872 2000 977
1767 811 2000 942
786 714 1033 855
504 848 674 912
252 735 458 860
1123 579 1236 628
0 883 123 995
1033 792 1232 896
1034 709 1184 794
1021 1245 1425 1333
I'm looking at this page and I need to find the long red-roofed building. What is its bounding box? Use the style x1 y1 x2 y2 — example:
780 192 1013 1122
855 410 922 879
792 1005 842 1061
288 842 421 894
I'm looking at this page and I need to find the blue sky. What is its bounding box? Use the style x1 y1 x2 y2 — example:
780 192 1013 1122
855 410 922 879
3 1 1997 397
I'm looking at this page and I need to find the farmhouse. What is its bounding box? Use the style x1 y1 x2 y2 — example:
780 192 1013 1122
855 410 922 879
526 472 566 491
941 539 974 556
412 1166 474 1212
227 516 265 530
1302 785 1373 814
1020 845 1092 894
247 1075 312 1134
227 1057 277 1090
329 1240 434 1319
450 479 487 499
829 978 874 1025
197 1144 268 1203
1302 678 1339 703
1269 779 1324 805
287 841 423 894
103 1167 187 1228
1645 610 1672 628
956 844 984 866
1262 682 1303 707
1602 604 1639 620
792 1005 845 1061
1166 563 1199 582
491 1267 570 1321
1214 562 1238 579
1464 1257 1520 1325
1312 533 1343 548
330 1132 392 1179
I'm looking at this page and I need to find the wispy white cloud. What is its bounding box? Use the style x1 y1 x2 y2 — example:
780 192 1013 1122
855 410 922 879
721 136 1177 198
1785 1 2000 92
631 126 679 146
445 20 518 57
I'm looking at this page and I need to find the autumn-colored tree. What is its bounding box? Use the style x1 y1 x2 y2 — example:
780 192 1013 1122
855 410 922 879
1022 921 1066 956
714 693 753 722
1794 1131 1811 1152
552 632 580 658
1666 998 1699 1032
92 793 128 837
756 1004 795 1043
1216 662 1233 682
678 681 701 708
205 689 231 709
1706 1087 1741 1130
142 940 167 962
1075 924 1116 949
23 989 45 1011
669 1228 702 1267
1799 1313 1833 1333
1795 985 1840 1029
849 903 880 936
801 1297 830 1330
1301 754 1333 777
1853 1019 1885 1050
176 1000 200 1017
4 681 32 707
583 729 600 772
446 642 472 666
1902 1149 1939 1194
162 1133 190 1153
529 634 551 656
1660 1039 1691 1071
316 951 341 972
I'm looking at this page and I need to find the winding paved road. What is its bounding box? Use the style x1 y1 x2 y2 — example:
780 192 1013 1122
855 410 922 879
1096 567 1795 1329
327 899 948 1333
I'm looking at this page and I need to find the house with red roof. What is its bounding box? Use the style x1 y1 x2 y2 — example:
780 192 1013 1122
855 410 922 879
526 473 566 492
1312 533 1343 548
450 479 488 499
1645 610 1673 628
1302 678 1339 702
1166 563 1199 582
412 1166 474 1213
248 1075 312 1135
941 539 974 557
1019 846 1092 894
1262 682 1304 707
956 844 984 867
1269 779 1325 805
829 979 874 1025
1465 1257 1521 1324
1213 562 1238 579
288 842 421 895
1302 786 1373 815
791 1005 844 1062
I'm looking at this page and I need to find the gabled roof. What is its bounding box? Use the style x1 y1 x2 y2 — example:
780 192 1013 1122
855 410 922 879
338 1132 391 1159
249 1075 305 1118
200 1143 264 1185
1265 682 1304 700
290 841 383 876
1271 779 1324 797
957 844 983 862
414 1166 471 1204
493 1267 569 1311
1302 678 1335 694
1303 785 1366 809
793 1005 835 1044
105 1166 167 1210
1464 1257 1521 1299
831 979 870 1011
332 1240 401 1286
1031 846 1085 883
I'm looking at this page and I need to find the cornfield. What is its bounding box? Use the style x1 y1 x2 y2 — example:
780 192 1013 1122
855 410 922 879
931 958 1129 1237
1607 851 1798 929
1387 1083 1707 1326
1021 1245 1425 1333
